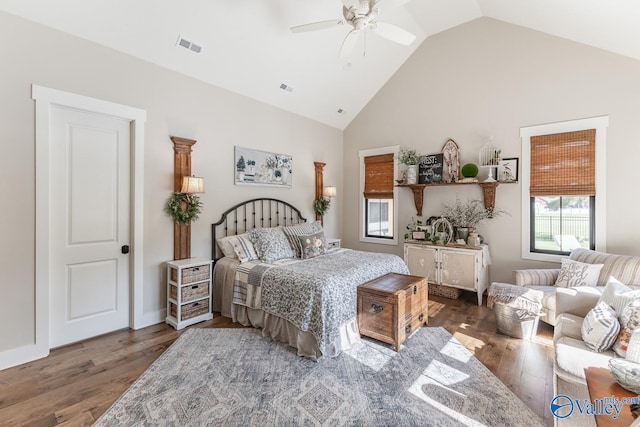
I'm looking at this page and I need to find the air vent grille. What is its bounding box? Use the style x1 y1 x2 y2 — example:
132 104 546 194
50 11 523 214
279 83 294 93
176 35 202 54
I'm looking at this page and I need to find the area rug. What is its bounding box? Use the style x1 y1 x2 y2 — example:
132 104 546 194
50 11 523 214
95 327 544 426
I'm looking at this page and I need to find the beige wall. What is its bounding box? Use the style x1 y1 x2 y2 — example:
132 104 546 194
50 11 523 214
0 11 343 355
344 17 640 281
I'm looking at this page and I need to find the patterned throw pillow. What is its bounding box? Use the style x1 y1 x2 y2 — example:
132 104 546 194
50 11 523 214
248 227 295 263
229 234 258 263
598 276 640 314
281 221 323 258
555 259 604 288
614 299 640 357
296 232 327 260
581 301 621 352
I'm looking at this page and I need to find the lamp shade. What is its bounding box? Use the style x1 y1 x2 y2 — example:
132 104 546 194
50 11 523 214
181 176 205 193
323 186 337 197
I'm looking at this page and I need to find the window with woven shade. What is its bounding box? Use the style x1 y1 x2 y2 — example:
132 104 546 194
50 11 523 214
529 129 596 255
359 147 398 244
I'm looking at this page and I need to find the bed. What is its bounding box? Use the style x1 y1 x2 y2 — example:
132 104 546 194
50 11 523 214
211 198 409 359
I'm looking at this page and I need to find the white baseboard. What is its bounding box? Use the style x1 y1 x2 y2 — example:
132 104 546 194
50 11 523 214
0 343 49 371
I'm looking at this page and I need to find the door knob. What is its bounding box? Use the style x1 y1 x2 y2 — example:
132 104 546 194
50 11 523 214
121 245 130 254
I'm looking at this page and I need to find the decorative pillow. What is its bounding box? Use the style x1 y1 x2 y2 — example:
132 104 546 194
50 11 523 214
296 232 327 260
248 227 295 263
554 259 604 288
216 235 238 258
614 299 640 357
281 221 323 258
581 301 620 352
598 276 640 314
228 234 258 263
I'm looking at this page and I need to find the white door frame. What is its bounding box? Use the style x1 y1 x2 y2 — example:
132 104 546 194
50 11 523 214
14 85 145 367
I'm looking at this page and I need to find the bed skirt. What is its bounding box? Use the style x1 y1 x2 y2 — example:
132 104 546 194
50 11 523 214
230 304 361 360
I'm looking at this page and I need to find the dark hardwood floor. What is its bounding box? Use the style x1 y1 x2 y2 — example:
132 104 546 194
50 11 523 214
0 292 554 426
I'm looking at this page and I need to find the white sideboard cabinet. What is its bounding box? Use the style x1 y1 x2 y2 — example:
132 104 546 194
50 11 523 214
404 242 489 306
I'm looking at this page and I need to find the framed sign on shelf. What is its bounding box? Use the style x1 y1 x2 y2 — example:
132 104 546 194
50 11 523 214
498 157 518 182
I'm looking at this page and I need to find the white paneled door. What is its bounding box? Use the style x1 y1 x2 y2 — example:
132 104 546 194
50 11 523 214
50 106 131 348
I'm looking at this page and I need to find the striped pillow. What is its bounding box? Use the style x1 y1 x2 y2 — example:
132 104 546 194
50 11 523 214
228 234 258 263
598 276 640 314
281 221 323 258
581 301 620 352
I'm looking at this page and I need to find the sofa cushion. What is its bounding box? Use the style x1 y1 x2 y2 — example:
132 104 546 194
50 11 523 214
581 302 620 352
555 335 616 381
555 312 584 344
614 299 640 357
598 276 640 314
555 258 603 288
570 248 640 287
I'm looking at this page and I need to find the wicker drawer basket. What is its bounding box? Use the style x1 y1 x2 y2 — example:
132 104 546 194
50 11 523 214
170 299 210 321
169 282 209 303
428 284 463 299
170 264 210 284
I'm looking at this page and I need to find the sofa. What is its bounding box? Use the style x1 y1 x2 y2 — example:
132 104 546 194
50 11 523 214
511 248 640 427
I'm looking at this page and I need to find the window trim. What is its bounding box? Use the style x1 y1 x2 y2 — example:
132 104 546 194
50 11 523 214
520 116 608 262
359 145 399 246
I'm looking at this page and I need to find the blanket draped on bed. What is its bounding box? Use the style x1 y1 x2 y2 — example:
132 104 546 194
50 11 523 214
233 248 409 354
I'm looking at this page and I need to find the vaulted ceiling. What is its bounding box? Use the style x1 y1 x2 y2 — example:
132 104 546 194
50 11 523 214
1 0 638 129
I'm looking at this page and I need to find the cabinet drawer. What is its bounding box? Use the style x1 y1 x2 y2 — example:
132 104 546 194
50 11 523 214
170 298 210 320
169 282 209 302
170 264 210 284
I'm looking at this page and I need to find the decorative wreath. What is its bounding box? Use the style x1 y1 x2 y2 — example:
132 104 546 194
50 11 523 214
313 196 331 216
165 192 203 224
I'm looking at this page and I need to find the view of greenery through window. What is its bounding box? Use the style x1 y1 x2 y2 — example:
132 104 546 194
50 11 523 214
532 196 592 253
366 199 393 238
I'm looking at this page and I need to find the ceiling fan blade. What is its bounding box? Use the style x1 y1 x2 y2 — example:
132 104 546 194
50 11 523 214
339 29 361 59
290 19 344 33
373 22 416 45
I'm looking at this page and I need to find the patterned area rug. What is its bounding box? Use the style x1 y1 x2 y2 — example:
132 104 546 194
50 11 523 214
95 327 544 426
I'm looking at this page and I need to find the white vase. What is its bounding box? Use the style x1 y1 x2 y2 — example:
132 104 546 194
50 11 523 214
406 165 418 184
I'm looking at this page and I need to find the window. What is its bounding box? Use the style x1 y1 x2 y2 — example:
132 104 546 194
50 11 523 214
521 117 608 261
359 146 399 245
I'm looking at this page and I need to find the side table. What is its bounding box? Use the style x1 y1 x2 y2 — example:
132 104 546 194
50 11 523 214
584 367 636 427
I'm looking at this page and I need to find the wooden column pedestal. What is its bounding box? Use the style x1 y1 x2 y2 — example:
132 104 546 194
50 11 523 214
314 162 326 223
171 136 196 260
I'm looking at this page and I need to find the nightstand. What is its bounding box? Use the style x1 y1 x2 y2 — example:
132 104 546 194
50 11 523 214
166 258 213 330
326 238 341 249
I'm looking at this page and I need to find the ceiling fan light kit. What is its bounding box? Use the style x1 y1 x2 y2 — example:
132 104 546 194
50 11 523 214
290 0 416 59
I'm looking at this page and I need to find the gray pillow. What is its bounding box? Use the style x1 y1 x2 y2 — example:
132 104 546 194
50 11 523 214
281 221 323 258
248 227 295 263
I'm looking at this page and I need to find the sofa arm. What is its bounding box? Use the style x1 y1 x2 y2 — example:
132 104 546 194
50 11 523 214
514 269 561 286
556 286 605 318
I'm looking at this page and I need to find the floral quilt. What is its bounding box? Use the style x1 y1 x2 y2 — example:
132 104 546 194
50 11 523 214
232 248 409 354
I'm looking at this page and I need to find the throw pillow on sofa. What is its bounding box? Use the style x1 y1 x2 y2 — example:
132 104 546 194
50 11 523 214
614 299 640 357
555 258 604 288
599 276 640 314
582 301 621 352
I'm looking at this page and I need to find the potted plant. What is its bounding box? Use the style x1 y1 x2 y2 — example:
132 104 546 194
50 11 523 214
236 156 246 181
441 196 508 242
398 149 421 184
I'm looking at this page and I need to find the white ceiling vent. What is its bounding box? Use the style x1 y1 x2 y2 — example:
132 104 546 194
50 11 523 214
279 83 294 93
337 108 347 115
176 35 202 54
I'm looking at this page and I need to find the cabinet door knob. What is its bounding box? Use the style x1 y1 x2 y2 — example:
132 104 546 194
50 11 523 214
413 285 417 295
372 304 383 313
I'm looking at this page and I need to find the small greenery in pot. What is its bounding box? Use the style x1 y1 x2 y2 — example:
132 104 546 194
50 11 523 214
165 193 203 224
398 149 421 165
314 196 330 216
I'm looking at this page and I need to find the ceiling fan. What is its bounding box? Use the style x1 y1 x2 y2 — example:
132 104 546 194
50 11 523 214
290 0 416 59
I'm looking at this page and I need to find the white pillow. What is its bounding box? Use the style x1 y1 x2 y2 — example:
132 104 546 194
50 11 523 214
626 329 640 363
598 276 640 314
229 234 259 263
217 235 238 258
555 258 604 288
581 301 620 352
614 299 640 358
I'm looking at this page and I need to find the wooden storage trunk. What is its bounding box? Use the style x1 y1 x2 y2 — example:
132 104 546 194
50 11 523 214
357 273 428 351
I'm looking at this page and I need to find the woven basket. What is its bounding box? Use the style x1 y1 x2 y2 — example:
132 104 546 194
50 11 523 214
170 264 210 284
170 299 209 320
169 282 209 303
493 301 539 340
428 284 463 299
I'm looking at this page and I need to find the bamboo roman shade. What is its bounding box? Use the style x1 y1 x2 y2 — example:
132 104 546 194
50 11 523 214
530 129 596 196
364 153 394 199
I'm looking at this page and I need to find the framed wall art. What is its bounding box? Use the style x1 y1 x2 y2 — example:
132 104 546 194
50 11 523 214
498 157 519 182
234 146 292 188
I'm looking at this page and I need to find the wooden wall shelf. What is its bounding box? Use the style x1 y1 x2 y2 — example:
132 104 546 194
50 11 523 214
397 181 517 216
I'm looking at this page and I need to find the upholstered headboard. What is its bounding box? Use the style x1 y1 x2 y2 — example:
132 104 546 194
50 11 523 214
211 198 307 262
